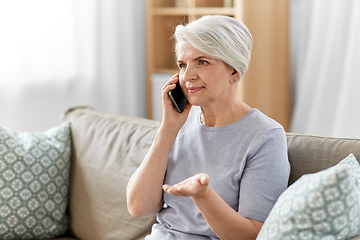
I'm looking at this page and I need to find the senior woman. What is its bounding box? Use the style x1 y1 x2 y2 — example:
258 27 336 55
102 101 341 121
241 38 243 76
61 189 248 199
127 15 290 240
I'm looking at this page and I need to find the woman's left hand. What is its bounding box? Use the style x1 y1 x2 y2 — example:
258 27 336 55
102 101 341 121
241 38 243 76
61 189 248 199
163 173 210 197
163 173 263 239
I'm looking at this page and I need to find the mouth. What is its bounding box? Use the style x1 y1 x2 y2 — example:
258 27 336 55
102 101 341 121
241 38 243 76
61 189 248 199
187 87 203 94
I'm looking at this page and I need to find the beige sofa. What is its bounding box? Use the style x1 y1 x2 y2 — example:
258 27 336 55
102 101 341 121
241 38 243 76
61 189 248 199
54 106 360 240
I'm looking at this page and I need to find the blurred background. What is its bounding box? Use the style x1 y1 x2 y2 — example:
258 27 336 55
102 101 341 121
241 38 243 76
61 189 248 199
0 0 147 131
0 0 359 139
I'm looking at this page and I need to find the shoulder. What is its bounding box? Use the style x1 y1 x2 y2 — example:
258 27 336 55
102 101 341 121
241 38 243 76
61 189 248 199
241 109 287 155
246 109 284 131
241 109 286 142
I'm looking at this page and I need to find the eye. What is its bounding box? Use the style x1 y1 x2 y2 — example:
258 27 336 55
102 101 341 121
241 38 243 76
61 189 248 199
199 60 208 65
178 63 186 69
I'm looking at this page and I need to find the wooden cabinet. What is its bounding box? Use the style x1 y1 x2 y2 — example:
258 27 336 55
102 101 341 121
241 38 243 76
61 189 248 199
146 0 245 119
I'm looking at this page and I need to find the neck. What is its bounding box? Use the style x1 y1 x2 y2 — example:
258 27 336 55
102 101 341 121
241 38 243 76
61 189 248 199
200 99 252 127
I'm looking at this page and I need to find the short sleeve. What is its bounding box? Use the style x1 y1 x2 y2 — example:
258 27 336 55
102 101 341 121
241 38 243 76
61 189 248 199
238 128 290 222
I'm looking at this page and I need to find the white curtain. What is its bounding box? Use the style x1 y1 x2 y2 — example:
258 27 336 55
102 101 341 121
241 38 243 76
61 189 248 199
0 0 146 132
290 0 360 138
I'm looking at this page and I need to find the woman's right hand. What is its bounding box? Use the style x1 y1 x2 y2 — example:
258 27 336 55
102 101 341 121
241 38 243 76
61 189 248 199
127 73 191 218
161 73 192 131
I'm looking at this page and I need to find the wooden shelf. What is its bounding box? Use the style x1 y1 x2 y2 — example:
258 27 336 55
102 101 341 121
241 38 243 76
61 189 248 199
151 8 189 15
189 7 235 15
151 7 235 16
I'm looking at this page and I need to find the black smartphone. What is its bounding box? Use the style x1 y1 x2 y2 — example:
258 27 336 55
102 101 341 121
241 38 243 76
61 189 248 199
169 82 188 113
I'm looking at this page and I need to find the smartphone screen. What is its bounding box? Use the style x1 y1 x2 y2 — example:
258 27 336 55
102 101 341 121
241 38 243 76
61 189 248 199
169 82 188 113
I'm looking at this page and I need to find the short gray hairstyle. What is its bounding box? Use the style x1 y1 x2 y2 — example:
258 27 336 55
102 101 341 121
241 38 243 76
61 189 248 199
173 15 253 79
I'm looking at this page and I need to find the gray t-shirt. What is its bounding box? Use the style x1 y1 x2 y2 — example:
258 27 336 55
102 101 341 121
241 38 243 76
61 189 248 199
146 109 290 240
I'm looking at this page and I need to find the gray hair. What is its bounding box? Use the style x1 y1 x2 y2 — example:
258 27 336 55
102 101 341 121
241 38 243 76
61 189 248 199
173 15 253 79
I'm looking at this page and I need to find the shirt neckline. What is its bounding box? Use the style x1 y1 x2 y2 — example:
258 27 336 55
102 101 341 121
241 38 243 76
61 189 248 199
196 108 258 131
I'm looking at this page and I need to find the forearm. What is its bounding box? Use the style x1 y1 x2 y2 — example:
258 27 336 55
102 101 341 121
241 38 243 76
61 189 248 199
126 126 178 218
191 186 261 240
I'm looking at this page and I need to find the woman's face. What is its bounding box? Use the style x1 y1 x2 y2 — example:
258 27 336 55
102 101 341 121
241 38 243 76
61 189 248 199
176 41 237 108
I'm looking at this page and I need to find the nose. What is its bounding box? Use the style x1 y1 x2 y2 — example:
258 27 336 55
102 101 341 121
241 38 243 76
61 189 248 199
182 65 197 82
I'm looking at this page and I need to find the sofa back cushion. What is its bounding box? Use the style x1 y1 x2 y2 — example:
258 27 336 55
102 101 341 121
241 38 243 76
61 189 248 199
286 132 360 185
61 107 160 240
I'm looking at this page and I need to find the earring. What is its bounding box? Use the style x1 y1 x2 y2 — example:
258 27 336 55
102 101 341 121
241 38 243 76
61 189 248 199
232 79 236 83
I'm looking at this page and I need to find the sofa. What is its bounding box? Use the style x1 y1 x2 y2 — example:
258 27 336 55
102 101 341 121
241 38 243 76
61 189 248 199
1 105 360 240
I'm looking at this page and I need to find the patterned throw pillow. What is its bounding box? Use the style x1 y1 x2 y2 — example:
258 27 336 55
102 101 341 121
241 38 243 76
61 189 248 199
257 154 360 240
0 123 71 239
336 154 360 189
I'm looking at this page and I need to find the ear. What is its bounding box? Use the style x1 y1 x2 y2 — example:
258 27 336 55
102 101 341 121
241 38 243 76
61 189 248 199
231 69 240 82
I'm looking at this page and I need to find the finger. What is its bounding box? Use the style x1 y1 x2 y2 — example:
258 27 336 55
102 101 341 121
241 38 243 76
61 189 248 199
163 184 182 196
163 184 178 192
162 83 176 96
199 174 210 186
162 75 179 96
192 173 210 186
162 73 179 91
